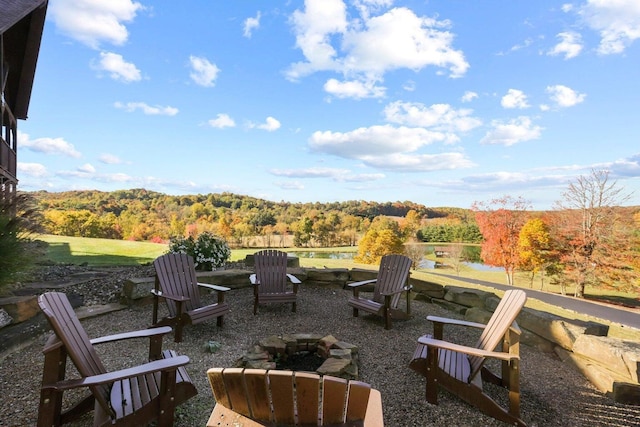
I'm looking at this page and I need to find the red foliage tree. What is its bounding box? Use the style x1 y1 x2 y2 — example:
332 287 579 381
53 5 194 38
473 196 531 285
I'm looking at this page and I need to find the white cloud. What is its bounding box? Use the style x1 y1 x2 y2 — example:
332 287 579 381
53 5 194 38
579 0 640 54
402 80 416 92
270 167 385 182
308 124 474 171
275 181 305 190
57 170 132 182
50 0 143 49
361 152 475 171
501 89 530 109
323 78 386 99
99 153 122 164
548 31 583 59
287 1 468 99
271 167 351 178
18 131 82 158
546 84 586 107
78 163 96 173
310 125 445 157
93 52 141 82
243 12 261 38
208 113 236 129
114 101 179 115
17 162 47 177
506 38 534 53
98 172 132 183
189 56 220 87
383 101 482 134
461 91 478 102
480 116 542 146
257 117 281 131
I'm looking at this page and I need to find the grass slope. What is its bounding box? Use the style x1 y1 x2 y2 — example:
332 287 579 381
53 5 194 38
37 234 168 266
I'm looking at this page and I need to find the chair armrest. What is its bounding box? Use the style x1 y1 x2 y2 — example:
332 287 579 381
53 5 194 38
380 287 409 296
150 289 190 302
198 282 231 292
286 274 301 284
249 274 258 285
90 326 173 345
43 355 190 391
417 336 518 361
427 315 487 330
347 279 377 288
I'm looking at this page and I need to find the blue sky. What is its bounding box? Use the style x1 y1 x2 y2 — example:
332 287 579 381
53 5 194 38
17 0 640 210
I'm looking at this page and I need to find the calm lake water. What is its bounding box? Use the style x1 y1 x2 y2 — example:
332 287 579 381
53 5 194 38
291 251 503 272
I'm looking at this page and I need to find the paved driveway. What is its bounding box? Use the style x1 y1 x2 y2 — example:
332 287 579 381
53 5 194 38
433 273 640 330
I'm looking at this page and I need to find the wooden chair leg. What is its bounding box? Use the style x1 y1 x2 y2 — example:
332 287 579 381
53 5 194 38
157 370 178 427
38 344 67 426
217 315 224 327
508 359 521 418
174 301 185 343
384 295 392 330
292 301 297 313
425 346 438 404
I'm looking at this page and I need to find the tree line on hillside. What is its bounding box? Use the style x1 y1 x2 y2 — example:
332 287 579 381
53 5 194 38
29 189 474 247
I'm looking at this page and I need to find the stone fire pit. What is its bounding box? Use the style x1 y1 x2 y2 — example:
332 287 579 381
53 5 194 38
235 333 359 380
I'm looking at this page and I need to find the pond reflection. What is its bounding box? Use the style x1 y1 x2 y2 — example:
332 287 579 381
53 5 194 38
291 251 503 272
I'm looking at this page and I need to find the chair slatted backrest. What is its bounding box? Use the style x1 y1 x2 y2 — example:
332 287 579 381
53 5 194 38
207 368 371 425
38 292 113 417
254 250 289 295
469 289 527 379
372 254 412 307
154 252 202 315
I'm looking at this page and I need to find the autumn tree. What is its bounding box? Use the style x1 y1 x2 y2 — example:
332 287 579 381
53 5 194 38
401 209 422 241
292 216 313 247
404 243 426 269
355 216 405 264
473 196 531 286
553 169 634 298
444 243 466 276
518 217 555 289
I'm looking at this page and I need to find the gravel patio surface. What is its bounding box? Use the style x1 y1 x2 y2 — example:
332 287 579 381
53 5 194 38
1 273 639 426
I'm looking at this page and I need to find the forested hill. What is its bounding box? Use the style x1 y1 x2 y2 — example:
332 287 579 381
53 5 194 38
27 189 474 242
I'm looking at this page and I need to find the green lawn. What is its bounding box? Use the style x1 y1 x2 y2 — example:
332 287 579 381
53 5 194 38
37 234 169 266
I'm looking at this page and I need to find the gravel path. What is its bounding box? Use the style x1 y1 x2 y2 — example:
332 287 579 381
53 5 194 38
1 270 639 426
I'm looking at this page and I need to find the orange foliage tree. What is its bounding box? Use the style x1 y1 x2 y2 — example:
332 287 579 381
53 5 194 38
473 196 531 286
552 170 636 297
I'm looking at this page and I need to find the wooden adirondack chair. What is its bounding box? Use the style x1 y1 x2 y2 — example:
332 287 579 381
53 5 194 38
347 254 412 329
152 252 230 342
250 249 301 314
409 289 527 427
206 368 384 426
37 292 197 427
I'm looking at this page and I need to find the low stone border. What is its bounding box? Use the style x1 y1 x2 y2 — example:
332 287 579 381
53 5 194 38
235 333 359 380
